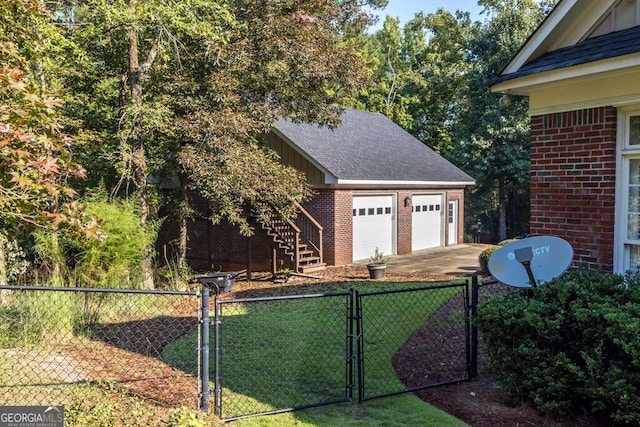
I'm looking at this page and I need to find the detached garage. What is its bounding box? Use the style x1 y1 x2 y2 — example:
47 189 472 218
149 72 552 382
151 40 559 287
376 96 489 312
270 108 475 265
172 108 475 273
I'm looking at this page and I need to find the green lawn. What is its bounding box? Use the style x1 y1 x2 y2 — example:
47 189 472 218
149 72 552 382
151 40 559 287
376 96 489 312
163 280 469 426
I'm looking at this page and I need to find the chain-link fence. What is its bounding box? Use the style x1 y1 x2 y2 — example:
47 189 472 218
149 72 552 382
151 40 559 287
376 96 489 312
356 283 470 401
0 286 200 409
469 277 516 376
1 279 483 421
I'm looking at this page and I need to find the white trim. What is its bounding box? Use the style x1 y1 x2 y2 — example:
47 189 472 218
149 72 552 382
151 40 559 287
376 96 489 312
614 105 640 273
614 108 626 273
529 93 640 116
500 0 617 76
503 0 579 73
493 54 640 96
334 179 474 186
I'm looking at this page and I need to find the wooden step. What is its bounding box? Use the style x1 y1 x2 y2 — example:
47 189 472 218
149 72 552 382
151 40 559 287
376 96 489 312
300 263 327 274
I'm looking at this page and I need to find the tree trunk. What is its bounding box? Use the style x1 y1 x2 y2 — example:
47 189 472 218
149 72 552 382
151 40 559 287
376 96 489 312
128 4 153 289
498 181 507 242
128 21 149 225
0 237 9 305
177 173 189 271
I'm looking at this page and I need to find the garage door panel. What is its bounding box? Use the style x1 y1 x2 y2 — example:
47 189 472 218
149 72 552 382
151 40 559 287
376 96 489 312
353 195 394 261
412 194 443 251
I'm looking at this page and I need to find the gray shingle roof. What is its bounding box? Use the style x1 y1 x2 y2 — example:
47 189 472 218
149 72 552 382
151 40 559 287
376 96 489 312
274 108 474 185
490 25 640 86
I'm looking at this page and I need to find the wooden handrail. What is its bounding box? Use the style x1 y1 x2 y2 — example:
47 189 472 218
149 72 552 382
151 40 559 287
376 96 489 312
294 202 323 231
261 202 324 272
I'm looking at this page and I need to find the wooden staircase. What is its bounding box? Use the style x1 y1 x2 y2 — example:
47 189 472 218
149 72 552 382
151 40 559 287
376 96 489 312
260 203 326 274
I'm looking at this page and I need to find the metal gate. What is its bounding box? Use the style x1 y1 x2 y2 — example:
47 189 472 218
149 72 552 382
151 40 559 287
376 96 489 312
209 282 471 421
356 283 470 401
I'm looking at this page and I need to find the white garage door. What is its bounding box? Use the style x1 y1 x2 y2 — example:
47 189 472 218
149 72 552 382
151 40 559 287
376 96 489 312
353 195 395 261
412 194 444 251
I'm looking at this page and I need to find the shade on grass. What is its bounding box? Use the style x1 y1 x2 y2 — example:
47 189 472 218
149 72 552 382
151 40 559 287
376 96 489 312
163 281 468 425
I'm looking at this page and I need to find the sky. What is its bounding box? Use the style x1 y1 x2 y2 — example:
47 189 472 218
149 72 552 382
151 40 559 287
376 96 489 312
369 1 486 31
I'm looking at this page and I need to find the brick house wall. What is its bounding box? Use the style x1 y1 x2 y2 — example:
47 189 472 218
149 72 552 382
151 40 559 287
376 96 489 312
530 106 617 271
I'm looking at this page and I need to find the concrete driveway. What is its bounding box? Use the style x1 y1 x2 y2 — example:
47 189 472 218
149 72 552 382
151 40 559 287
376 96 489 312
382 244 487 277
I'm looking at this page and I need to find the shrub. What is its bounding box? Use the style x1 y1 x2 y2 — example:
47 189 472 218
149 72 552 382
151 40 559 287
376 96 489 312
478 239 517 274
34 189 156 289
0 235 29 283
475 269 640 423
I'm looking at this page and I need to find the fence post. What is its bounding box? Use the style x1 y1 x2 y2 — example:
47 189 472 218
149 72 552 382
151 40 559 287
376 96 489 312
470 275 479 378
214 289 221 415
200 285 210 411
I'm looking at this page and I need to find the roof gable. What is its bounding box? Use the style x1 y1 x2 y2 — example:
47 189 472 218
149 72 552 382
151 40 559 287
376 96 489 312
491 24 640 86
273 109 474 187
491 0 640 94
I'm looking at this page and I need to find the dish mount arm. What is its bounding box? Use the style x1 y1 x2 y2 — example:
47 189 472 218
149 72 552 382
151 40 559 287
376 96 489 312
514 247 537 288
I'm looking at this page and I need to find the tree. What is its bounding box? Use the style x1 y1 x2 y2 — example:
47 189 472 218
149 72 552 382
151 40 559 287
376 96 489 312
353 10 477 154
0 0 101 289
57 0 386 278
359 1 555 242
450 0 551 241
351 16 422 129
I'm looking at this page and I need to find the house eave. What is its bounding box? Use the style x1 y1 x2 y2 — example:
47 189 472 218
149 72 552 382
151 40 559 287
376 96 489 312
492 54 640 96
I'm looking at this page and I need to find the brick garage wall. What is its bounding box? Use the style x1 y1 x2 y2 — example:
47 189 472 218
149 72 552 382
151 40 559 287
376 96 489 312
302 189 355 266
306 188 466 265
396 190 413 255
157 193 274 272
164 187 469 270
530 106 616 271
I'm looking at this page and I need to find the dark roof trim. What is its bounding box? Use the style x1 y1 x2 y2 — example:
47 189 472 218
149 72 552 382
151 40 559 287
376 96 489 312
489 24 640 86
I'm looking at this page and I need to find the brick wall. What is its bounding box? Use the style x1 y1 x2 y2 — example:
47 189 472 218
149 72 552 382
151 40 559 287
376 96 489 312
530 106 617 271
396 190 413 255
162 187 467 271
301 190 340 266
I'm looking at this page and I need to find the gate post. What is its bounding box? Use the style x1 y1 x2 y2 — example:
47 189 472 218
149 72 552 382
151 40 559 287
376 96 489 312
200 285 210 411
470 275 479 378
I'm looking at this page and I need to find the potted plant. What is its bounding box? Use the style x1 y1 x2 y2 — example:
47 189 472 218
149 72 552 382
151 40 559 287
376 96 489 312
367 247 388 279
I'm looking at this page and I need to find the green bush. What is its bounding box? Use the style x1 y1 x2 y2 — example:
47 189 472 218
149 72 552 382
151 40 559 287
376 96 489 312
475 269 640 423
34 188 156 289
478 239 517 274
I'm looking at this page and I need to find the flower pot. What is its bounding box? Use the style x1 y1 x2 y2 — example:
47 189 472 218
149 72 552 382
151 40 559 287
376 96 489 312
367 263 386 279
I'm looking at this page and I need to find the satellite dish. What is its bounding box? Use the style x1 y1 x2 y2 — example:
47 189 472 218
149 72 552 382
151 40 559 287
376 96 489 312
488 236 573 288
